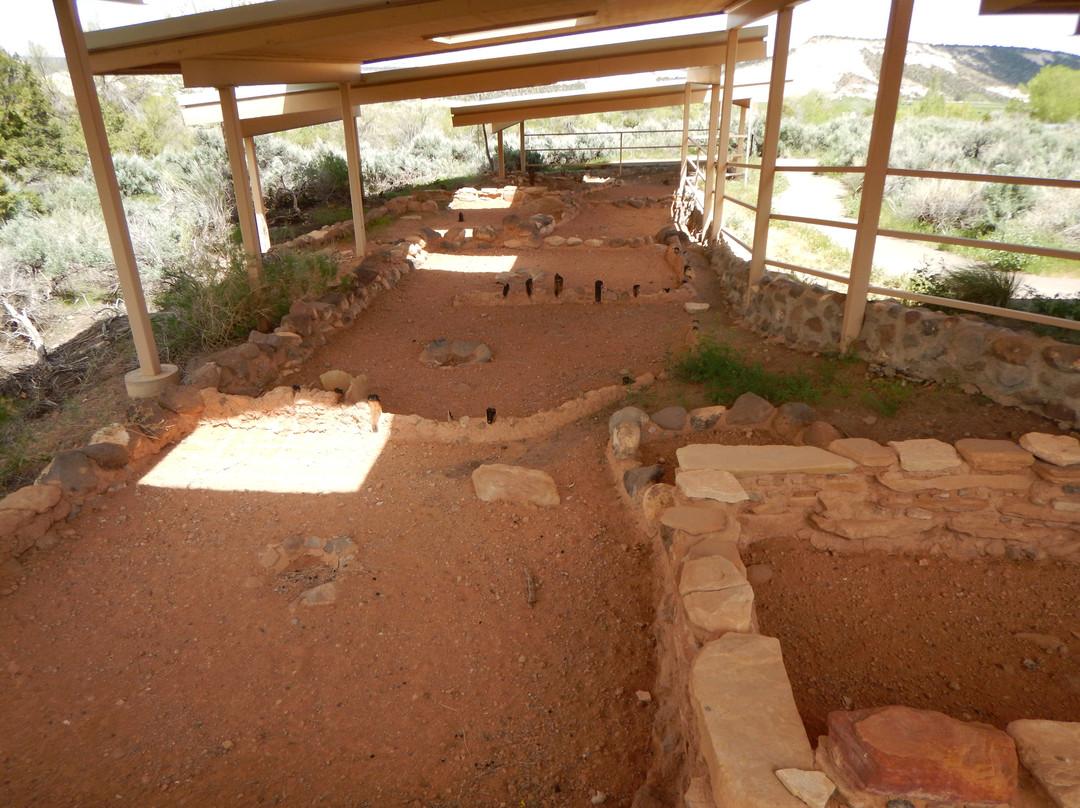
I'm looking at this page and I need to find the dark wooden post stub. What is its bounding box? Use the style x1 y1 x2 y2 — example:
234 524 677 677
486 407 496 424
594 280 603 302
554 274 563 298
525 278 533 297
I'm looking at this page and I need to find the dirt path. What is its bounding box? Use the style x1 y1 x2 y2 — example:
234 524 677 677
2 169 1079 807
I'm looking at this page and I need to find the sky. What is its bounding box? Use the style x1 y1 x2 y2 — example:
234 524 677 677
3 0 1079 60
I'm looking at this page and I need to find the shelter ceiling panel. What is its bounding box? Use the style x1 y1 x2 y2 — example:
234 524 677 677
450 85 712 126
85 0 764 77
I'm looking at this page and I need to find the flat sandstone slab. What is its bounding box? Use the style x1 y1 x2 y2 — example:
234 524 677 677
828 438 897 468
471 464 559 507
690 634 813 808
677 445 856 477
888 439 962 472
676 469 749 503
1007 719 1080 808
955 438 1034 472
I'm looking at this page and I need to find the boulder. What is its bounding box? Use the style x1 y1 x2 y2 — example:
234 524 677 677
623 465 664 500
726 392 775 425
472 464 559 507
1007 719 1080 808
652 406 687 431
821 705 1017 806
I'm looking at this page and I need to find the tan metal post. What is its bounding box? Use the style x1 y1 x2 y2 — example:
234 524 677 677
519 122 527 172
243 135 271 253
339 83 367 257
710 29 740 240
497 130 505 179
53 0 178 398
703 79 721 224
747 5 793 295
680 81 692 168
218 87 264 283
840 0 914 351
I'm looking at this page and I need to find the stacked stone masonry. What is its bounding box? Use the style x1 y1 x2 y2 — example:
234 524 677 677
608 396 1080 808
713 243 1080 428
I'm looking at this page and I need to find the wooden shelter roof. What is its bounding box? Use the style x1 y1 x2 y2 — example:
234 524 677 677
84 0 786 83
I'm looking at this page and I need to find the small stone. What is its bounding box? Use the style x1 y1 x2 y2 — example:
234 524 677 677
688 406 726 431
651 406 687 431
746 564 773 585
1020 433 1080 467
319 369 354 392
775 768 836 808
1014 632 1065 652
772 402 819 442
590 790 607 805
623 465 664 500
726 392 775 425
221 740 234 751
635 690 652 703
298 582 338 606
684 301 710 313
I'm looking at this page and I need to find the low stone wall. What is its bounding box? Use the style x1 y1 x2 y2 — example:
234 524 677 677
713 244 1080 428
608 395 1080 808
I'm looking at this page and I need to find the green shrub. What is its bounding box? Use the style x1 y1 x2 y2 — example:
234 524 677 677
904 259 1023 308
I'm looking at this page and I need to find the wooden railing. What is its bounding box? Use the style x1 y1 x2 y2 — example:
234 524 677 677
719 162 1080 333
523 128 710 175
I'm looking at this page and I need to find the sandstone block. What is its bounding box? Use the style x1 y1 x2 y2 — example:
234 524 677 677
608 406 650 434
661 506 728 535
319 369 354 392
612 421 642 460
642 484 676 524
472 464 559 507
955 438 1034 472
690 635 813 808
38 450 102 497
888 439 962 472
676 469 749 503
684 584 755 633
823 705 1017 806
677 444 856 476
828 438 897 467
877 471 1032 492
1007 719 1080 808
1020 433 1080 467
158 384 206 415
680 555 746 595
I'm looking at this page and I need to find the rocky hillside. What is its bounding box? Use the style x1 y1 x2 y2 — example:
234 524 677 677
736 36 1080 100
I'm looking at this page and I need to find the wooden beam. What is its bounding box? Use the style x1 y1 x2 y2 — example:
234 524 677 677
340 83 367 257
182 58 361 87
747 4 793 295
839 0 914 352
53 0 172 395
243 135 271 253
219 86 264 283
451 86 710 127
727 0 806 27
710 26 739 239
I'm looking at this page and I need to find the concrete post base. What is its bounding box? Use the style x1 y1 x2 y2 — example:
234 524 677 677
124 364 181 399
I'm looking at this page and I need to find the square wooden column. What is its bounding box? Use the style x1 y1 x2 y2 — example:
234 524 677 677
53 0 178 398
519 123 527 172
710 29 740 240
218 86 264 284
703 76 721 222
340 83 367 257
497 129 505 179
840 0 914 351
747 5 794 296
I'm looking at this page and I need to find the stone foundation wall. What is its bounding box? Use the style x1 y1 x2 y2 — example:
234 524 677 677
608 397 1080 808
713 244 1080 427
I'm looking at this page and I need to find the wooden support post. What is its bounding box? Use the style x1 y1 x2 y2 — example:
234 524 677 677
747 5 793 296
519 122 527 172
703 79 721 224
497 129 505 179
243 135 271 253
53 0 178 397
710 29 740 241
340 83 367 257
840 0 914 352
680 81 692 168
218 86 264 284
